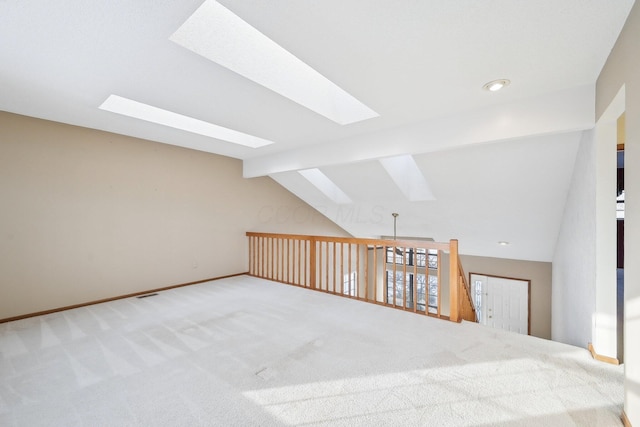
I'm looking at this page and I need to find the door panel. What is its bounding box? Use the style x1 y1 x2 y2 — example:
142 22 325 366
471 274 529 335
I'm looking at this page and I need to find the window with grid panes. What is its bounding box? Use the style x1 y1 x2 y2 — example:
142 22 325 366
385 247 438 313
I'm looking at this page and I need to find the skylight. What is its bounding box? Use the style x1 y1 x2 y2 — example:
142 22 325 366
379 155 435 201
170 0 378 125
299 168 352 204
99 95 273 148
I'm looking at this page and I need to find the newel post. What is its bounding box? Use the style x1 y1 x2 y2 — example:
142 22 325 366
449 239 461 322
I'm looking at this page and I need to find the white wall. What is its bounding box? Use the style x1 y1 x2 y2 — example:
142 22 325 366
595 0 640 422
593 89 623 359
552 130 596 347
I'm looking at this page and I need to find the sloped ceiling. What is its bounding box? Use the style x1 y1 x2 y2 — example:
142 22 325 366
271 132 581 261
0 0 634 261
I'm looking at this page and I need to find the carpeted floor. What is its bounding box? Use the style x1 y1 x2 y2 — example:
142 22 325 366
0 275 624 426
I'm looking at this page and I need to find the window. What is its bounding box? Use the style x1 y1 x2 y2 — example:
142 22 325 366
387 270 438 313
386 246 438 313
343 271 357 297
385 246 439 314
386 271 412 307
427 274 438 309
385 247 438 268
617 190 625 219
473 279 483 322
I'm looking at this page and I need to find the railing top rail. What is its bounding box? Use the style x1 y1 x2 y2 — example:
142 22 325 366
246 232 451 251
247 232 316 240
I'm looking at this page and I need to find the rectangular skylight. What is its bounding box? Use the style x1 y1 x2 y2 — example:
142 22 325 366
299 168 352 204
99 95 273 148
379 155 435 201
170 0 378 125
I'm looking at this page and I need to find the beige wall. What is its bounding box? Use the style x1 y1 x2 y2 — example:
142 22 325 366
438 253 551 339
459 254 552 340
596 1 640 423
0 111 348 320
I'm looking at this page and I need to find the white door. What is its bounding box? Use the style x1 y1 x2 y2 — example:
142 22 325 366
470 274 529 335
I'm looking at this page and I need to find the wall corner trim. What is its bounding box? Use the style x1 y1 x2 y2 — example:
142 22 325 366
588 342 620 365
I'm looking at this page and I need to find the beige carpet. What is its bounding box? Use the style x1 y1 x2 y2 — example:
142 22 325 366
0 275 624 426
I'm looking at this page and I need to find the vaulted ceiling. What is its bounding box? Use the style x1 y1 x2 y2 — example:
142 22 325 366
0 0 634 261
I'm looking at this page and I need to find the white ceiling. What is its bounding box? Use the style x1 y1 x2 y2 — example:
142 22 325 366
271 133 581 261
0 0 634 261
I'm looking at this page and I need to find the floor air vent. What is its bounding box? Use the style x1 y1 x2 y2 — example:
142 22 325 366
136 293 159 299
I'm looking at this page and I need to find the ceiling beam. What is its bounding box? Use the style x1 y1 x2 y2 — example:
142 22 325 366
243 84 594 178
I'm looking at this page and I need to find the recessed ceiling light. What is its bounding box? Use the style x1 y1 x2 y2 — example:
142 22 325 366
170 0 378 125
99 95 273 148
483 79 510 92
299 168 352 204
498 241 510 246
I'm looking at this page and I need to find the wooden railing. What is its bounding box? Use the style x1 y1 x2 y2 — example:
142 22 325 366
246 232 476 323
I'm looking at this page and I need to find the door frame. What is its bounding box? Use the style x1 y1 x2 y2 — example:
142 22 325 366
469 272 532 335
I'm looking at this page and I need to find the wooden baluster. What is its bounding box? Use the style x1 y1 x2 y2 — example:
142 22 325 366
392 245 397 307
340 243 344 295
287 238 291 283
302 239 306 287
449 239 460 322
413 247 420 313
402 247 407 309
364 244 369 301
348 243 352 297
277 237 282 282
332 241 337 293
309 238 316 290
254 236 260 277
301 240 309 287
289 239 293 284
356 243 361 299
258 236 262 277
248 236 253 275
317 241 321 290
270 237 274 279
294 238 302 285
384 245 388 305
279 238 283 282
437 250 442 318
325 242 329 292
264 237 268 279
373 245 377 303
282 239 286 283
289 238 293 284
273 238 276 281
264 237 268 278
